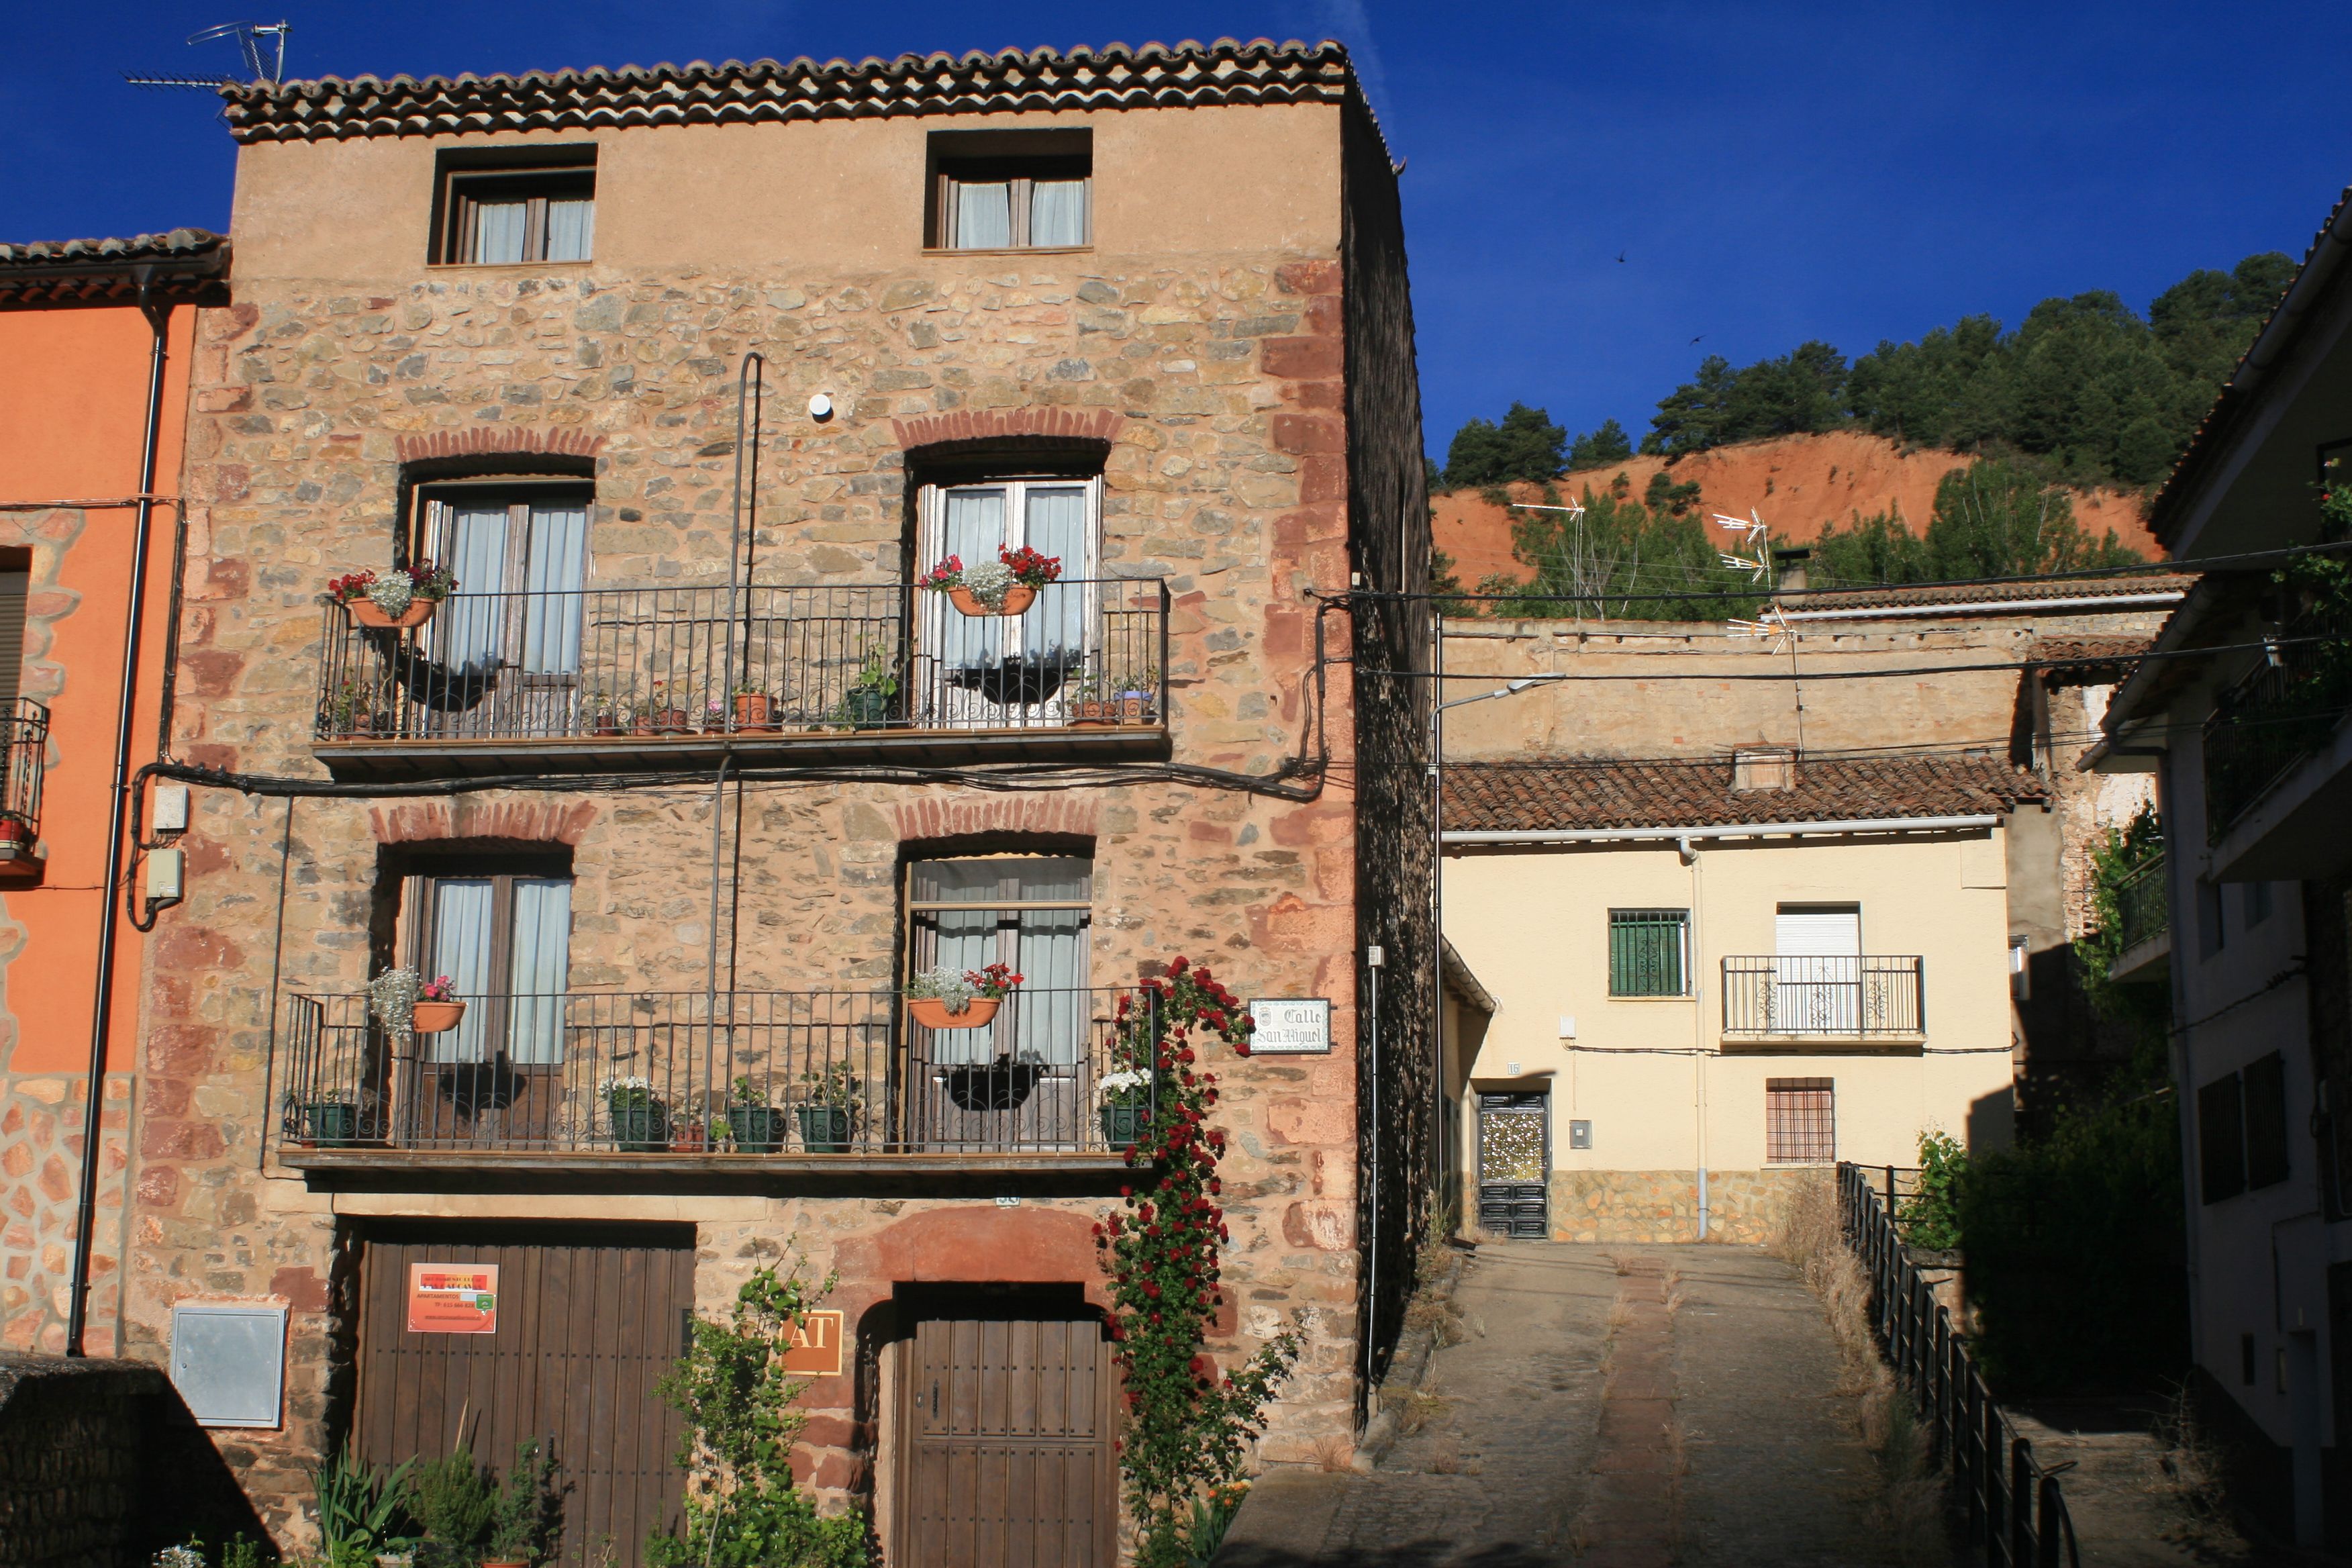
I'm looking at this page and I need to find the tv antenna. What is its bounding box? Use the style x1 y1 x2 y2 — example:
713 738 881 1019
1714 508 1769 581
126 20 290 93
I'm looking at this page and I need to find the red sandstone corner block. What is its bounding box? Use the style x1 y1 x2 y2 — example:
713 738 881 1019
1269 413 1344 456
1259 337 1342 381
1274 260 1340 296
891 407 1124 452
890 795 1099 844
371 799 599 844
393 428 607 463
268 1267 331 1314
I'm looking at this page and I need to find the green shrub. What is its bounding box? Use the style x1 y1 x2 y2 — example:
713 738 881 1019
1897 1130 1967 1251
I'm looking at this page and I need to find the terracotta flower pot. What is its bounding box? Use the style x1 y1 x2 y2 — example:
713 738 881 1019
734 693 775 730
907 995 1001 1031
481 1559 532 1568
948 585 1037 617
0 818 32 844
646 707 689 735
410 999 466 1035
1068 699 1117 728
346 598 438 630
669 1124 708 1153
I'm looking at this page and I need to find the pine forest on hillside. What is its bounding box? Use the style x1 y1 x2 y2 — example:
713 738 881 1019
1436 251 2293 614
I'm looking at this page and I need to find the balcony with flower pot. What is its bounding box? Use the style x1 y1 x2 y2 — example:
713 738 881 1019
0 698 46 883
273 978 1159 1177
308 554 1172 780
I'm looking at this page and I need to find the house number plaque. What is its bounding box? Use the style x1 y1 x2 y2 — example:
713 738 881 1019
779 1310 846 1377
1246 999 1331 1055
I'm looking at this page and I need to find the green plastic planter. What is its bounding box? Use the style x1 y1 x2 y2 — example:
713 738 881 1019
610 1104 667 1152
728 1106 786 1153
303 1101 360 1146
1100 1102 1148 1150
797 1105 854 1153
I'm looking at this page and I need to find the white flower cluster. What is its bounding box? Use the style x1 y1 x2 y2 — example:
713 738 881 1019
365 966 424 1043
599 1074 656 1100
153 1548 207 1568
905 965 980 1011
959 558 1016 607
365 572 415 617
1097 1069 1152 1106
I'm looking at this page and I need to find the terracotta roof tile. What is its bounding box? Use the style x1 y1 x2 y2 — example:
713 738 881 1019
222 39 1377 148
1779 573 2194 614
0 228 229 303
1443 754 2049 832
0 229 226 267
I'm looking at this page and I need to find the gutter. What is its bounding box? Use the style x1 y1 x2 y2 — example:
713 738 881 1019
1777 592 2185 624
1442 814 2001 846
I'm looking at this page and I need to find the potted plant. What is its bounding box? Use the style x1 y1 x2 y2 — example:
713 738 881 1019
1065 671 1116 726
669 1096 711 1153
918 544 1061 618
481 1438 556 1568
1097 1068 1153 1150
727 1075 787 1152
732 681 776 731
405 1440 495 1568
602 1075 667 1151
330 563 456 630
411 975 467 1036
1115 668 1160 724
835 648 897 731
582 686 625 738
946 1050 1047 1112
637 681 689 736
905 961 1022 1031
297 1095 361 1147
327 679 383 737
793 1062 862 1153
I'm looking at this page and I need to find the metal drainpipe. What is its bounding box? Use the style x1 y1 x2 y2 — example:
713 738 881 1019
1681 834 1708 1240
705 354 764 1093
1362 942 1383 1404
67 282 171 1357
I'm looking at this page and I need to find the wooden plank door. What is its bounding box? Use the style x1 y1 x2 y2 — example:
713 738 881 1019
354 1222 695 1567
901 1299 1116 1567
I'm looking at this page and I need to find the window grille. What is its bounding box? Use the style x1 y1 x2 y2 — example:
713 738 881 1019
1608 909 1689 996
1765 1077 1835 1164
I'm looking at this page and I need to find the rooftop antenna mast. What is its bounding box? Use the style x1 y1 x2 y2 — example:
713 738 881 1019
125 19 290 94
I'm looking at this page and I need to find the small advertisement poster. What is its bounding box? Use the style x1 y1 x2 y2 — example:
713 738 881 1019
405 1263 499 1334
779 1310 845 1377
1248 998 1332 1055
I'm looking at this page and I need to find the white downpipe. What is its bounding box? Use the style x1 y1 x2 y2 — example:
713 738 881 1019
1685 835 1708 1241
1443 814 2000 846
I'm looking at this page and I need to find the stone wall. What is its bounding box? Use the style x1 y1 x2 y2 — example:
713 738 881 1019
131 121 1409 1538
1547 1168 1818 1245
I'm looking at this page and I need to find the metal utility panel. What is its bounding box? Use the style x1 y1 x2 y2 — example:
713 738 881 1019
170 1304 287 1428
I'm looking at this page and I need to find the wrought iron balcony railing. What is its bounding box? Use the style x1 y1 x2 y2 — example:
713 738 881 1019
275 985 1157 1162
312 579 1170 764
2113 854 2168 952
2203 600 2352 842
1720 956 1925 1038
0 699 46 858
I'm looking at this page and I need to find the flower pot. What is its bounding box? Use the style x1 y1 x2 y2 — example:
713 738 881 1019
1101 1102 1148 1150
908 995 1001 1031
591 716 624 737
948 585 1037 618
609 1103 667 1152
0 818 30 844
410 999 466 1035
946 1060 1042 1112
648 708 690 736
669 1124 708 1153
1116 695 1155 723
1068 699 1117 728
840 687 891 731
347 599 438 630
481 1559 532 1568
733 693 775 730
728 1105 786 1152
303 1101 360 1147
796 1104 854 1153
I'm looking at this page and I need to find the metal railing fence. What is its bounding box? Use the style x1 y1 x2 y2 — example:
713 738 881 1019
1721 955 1924 1036
277 985 1156 1158
1840 1163 2079 1568
2203 599 2352 841
2112 854 2167 952
0 699 45 841
314 579 1170 744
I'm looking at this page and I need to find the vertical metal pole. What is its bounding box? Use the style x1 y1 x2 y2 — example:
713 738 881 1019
2010 1438 2034 1567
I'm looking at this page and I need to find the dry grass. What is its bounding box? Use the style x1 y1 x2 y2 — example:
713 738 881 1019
1426 1440 1465 1475
2149 1376 2228 1526
1388 1387 1451 1437
1310 1434 1355 1473
1771 1171 1947 1568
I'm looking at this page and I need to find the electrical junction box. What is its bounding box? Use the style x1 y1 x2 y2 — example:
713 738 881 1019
145 848 184 901
152 783 190 834
1569 1120 1594 1150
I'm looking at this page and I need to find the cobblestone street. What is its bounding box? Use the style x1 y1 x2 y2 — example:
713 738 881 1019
1219 1240 1892 1567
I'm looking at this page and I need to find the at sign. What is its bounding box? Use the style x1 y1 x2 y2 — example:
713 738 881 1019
780 1310 845 1376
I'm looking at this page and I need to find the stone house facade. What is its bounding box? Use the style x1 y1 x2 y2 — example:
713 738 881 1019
124 41 1432 1559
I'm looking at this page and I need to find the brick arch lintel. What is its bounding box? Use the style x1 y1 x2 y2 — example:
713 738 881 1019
393 427 608 464
890 407 1124 454
890 795 1099 844
369 799 599 845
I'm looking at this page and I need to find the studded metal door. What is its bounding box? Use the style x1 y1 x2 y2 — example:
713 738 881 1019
1477 1091 1551 1238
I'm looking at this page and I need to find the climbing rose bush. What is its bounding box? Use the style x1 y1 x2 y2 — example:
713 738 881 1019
1095 957 1299 1568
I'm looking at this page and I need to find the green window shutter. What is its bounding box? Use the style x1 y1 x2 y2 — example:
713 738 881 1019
1608 910 1687 996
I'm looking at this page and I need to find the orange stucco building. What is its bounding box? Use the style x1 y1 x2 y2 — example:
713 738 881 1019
0 230 228 1355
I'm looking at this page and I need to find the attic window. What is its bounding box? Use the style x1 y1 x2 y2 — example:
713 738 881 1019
433 149 597 266
927 130 1091 252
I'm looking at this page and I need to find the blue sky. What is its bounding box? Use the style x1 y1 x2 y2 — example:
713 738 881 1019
9 3 2350 460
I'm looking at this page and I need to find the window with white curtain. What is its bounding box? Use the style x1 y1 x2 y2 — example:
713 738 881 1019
407 867 575 1065
436 164 596 266
932 160 1091 250
920 476 1096 683
907 856 1091 1065
417 487 591 720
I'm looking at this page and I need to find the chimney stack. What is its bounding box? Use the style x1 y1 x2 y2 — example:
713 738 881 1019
1771 547 1811 593
1732 746 1796 791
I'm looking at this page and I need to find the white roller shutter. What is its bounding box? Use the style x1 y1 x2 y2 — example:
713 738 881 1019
1775 906 1860 956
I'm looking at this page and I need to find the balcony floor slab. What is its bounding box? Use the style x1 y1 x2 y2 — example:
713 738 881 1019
1716 1034 1928 1055
310 724 1171 781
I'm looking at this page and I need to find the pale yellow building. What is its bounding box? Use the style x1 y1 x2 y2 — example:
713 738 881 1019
1440 752 2039 1242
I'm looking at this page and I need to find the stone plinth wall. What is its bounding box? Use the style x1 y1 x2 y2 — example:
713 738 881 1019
0 1075 131 1357
1547 1168 1820 1244
0 1352 270 1566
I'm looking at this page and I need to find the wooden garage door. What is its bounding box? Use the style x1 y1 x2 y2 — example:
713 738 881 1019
354 1222 695 1567
899 1293 1116 1568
